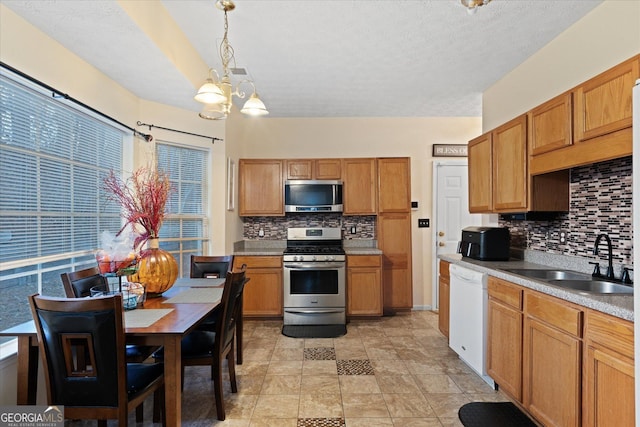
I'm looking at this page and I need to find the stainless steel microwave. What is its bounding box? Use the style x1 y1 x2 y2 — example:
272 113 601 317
284 180 343 213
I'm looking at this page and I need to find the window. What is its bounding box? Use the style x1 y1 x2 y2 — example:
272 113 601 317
0 71 127 343
156 141 209 277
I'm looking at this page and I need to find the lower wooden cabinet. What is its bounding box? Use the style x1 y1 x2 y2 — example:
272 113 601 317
346 255 382 317
485 274 635 427
486 277 523 402
437 260 450 339
583 310 635 427
523 292 582 427
234 256 283 317
378 213 412 312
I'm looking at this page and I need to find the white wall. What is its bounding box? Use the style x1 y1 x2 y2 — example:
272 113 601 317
483 0 640 131
227 116 483 309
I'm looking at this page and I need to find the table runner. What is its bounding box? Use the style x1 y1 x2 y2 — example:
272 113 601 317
173 277 225 287
124 308 173 328
162 287 223 304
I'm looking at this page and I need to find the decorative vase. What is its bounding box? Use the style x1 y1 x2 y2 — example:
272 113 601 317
128 238 178 297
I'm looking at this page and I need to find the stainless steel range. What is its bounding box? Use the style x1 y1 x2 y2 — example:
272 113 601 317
282 227 346 329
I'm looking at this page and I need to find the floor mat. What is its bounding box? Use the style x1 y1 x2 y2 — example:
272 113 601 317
282 324 347 338
458 402 537 427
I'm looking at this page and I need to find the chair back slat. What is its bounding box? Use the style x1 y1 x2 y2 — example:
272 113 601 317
60 267 108 298
215 267 248 351
29 294 127 409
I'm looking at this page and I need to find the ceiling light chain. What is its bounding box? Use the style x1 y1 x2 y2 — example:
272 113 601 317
194 0 268 120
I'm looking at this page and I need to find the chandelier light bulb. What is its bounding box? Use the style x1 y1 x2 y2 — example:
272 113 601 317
194 78 226 104
240 92 269 116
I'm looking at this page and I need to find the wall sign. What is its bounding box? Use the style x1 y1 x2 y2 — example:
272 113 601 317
432 144 468 157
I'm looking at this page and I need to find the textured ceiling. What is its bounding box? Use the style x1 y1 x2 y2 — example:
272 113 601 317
3 0 602 118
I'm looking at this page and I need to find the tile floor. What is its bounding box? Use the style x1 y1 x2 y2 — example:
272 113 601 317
70 310 509 426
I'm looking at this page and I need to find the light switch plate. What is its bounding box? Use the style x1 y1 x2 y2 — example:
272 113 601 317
418 219 429 228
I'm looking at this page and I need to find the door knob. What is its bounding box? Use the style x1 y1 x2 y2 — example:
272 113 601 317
438 231 445 237
439 242 445 247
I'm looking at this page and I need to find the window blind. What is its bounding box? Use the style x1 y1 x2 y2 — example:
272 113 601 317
156 141 208 275
0 74 124 265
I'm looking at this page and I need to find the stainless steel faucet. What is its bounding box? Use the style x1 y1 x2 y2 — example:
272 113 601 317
593 233 615 280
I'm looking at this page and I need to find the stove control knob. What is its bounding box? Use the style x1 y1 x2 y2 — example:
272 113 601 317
311 255 317 261
296 256 303 262
327 255 335 261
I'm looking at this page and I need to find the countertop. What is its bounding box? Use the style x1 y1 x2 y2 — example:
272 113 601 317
439 253 634 322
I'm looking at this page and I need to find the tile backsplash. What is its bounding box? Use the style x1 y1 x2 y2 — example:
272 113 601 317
243 214 376 240
500 156 632 265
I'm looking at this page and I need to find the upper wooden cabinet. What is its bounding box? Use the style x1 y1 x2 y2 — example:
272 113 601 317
377 157 411 213
492 115 528 212
528 92 573 156
238 159 284 217
574 55 638 144
468 132 493 213
469 114 570 214
285 159 342 180
342 158 377 215
529 55 638 175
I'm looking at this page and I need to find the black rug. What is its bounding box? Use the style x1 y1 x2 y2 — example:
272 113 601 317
282 324 347 338
458 402 537 427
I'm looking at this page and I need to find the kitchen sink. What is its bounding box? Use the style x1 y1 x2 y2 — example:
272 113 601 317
547 279 634 295
501 268 634 294
502 268 591 281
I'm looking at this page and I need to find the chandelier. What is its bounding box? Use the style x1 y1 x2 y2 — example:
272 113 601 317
461 0 492 15
194 0 268 119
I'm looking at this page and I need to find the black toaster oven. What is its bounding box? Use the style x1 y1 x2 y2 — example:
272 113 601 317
457 226 510 261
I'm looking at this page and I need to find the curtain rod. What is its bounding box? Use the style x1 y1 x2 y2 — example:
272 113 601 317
1 62 152 142
136 121 223 144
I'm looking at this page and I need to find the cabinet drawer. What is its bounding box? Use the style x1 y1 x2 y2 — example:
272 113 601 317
488 277 522 310
585 309 634 359
348 255 381 268
525 291 583 337
234 256 282 269
439 260 450 279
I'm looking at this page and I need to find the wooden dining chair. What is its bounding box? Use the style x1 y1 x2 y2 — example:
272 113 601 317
190 255 245 364
61 267 157 364
60 266 107 298
154 267 248 421
28 293 166 427
190 255 234 279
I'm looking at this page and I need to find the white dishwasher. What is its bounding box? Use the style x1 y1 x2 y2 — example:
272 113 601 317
449 263 494 386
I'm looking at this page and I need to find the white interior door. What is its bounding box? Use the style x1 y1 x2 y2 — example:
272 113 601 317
432 161 483 309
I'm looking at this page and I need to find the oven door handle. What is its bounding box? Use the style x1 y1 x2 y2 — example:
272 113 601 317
284 309 345 314
283 263 345 270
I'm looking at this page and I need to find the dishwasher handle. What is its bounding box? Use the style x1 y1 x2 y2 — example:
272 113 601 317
450 264 487 284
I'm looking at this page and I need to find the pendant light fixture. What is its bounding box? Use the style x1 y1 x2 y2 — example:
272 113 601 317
194 0 268 119
460 0 492 15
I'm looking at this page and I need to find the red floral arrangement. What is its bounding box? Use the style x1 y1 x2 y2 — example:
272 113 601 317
103 167 173 251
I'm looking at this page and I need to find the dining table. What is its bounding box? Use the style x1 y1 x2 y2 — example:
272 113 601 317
0 278 227 426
